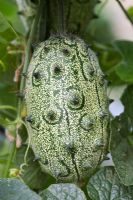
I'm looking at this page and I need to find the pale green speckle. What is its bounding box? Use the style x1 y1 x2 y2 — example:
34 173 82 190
25 34 109 182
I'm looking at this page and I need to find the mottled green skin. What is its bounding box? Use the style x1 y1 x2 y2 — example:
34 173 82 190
25 35 109 182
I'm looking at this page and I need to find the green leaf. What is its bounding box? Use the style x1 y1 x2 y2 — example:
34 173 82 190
88 18 114 43
87 0 115 44
0 42 21 121
127 7 133 22
110 85 133 186
0 178 41 200
0 0 26 35
40 183 87 200
0 12 17 43
114 41 133 83
0 13 22 121
94 42 123 85
87 167 133 200
0 13 9 32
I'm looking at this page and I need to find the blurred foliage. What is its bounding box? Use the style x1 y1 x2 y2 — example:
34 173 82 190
114 41 133 83
127 6 133 22
0 0 26 35
87 0 115 43
0 0 133 200
111 85 133 186
0 0 25 181
94 40 133 85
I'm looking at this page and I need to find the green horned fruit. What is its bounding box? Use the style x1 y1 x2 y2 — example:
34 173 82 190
24 34 110 183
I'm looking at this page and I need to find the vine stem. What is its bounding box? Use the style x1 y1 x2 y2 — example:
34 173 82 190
3 141 16 178
116 0 133 26
17 0 42 118
3 118 24 177
15 0 29 32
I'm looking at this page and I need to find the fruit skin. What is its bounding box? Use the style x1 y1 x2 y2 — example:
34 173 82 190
25 34 109 182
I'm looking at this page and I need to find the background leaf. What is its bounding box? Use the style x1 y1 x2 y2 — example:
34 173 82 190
40 183 87 200
127 6 133 22
0 11 22 121
0 0 26 35
114 41 133 83
110 85 133 186
93 42 123 85
0 178 41 200
87 167 133 200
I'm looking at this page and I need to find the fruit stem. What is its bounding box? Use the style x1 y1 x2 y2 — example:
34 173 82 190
57 0 66 33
